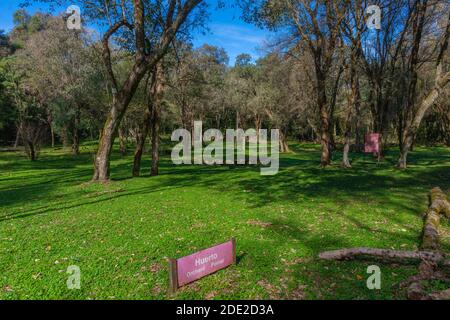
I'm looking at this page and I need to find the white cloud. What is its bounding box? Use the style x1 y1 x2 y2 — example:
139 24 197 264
209 23 267 45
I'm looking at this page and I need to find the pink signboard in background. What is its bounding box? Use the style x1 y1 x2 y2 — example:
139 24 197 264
169 239 236 292
365 133 381 155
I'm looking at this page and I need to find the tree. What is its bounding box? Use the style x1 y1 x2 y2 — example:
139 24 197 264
242 0 348 166
90 0 205 181
398 5 449 168
32 0 206 180
11 12 103 154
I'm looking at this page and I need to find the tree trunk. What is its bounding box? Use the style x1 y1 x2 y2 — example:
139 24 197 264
329 65 343 154
236 110 240 130
317 75 331 167
61 125 70 148
92 0 202 182
92 57 150 182
320 110 331 166
279 131 290 153
342 133 352 168
50 125 55 149
255 116 262 134
14 128 20 148
151 106 160 176
307 119 320 144
93 85 140 182
72 106 81 155
119 127 127 156
27 140 36 161
151 63 165 177
398 70 450 168
397 1 434 169
342 51 360 168
132 109 151 177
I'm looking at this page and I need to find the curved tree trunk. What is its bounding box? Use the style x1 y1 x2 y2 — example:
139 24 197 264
398 3 448 169
93 114 117 181
398 72 450 169
92 0 202 182
93 61 149 182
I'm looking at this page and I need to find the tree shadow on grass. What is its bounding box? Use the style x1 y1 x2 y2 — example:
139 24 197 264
0 146 448 228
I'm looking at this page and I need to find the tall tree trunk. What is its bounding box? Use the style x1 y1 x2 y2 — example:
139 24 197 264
445 109 450 147
307 119 320 144
236 110 240 130
151 106 160 176
398 74 449 168
93 60 149 182
72 106 81 155
329 65 343 154
119 127 127 156
151 63 165 177
61 125 70 148
132 109 151 177
342 105 354 168
93 114 116 181
279 131 290 153
47 113 55 148
27 141 36 162
92 0 202 182
50 125 55 149
354 102 362 152
317 75 331 167
14 127 20 148
398 1 449 169
343 50 360 168
320 108 331 166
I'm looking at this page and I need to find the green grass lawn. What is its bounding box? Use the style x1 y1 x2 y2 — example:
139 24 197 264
0 142 449 300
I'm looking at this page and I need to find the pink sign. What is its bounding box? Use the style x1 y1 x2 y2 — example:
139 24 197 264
169 239 236 291
365 133 381 155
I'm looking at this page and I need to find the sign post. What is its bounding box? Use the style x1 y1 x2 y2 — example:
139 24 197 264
169 239 237 293
168 259 179 294
365 133 381 164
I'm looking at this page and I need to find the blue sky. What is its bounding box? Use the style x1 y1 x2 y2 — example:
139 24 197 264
0 0 273 65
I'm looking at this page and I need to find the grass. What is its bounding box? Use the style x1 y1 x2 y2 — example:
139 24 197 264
0 142 449 300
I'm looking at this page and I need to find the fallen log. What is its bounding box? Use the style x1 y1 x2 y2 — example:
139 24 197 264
429 289 450 300
318 187 450 300
422 187 450 250
429 187 450 218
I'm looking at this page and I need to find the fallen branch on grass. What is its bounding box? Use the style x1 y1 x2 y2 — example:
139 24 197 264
318 187 450 300
319 248 449 267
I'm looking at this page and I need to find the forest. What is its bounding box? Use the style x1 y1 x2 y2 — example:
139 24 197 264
0 0 448 175
0 0 449 301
